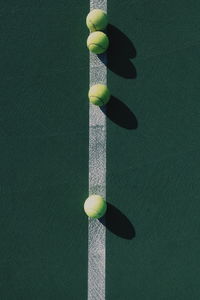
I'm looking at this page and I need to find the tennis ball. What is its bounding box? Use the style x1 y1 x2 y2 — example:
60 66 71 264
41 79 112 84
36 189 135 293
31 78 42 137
88 84 110 106
87 31 109 54
86 9 108 32
84 195 107 218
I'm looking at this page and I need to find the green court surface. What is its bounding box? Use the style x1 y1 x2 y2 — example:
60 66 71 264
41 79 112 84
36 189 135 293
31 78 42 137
107 1 200 299
1 1 88 299
1 0 200 299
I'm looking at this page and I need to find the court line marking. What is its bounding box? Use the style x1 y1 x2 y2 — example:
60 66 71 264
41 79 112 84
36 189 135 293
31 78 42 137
88 0 107 300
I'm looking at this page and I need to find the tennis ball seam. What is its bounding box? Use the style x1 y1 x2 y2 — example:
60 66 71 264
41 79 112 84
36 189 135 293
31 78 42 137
87 18 97 31
88 43 107 51
89 95 105 106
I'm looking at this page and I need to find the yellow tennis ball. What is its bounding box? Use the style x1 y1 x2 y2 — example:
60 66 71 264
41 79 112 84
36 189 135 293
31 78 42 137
86 9 108 32
84 195 107 218
88 84 110 106
87 31 109 54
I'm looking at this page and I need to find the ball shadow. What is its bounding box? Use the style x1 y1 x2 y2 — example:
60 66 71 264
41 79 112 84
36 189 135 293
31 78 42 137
99 203 136 240
98 24 137 78
100 95 138 129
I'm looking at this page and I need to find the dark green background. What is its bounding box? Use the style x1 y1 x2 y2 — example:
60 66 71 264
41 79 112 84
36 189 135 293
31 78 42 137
107 0 200 299
1 0 200 299
0 1 88 299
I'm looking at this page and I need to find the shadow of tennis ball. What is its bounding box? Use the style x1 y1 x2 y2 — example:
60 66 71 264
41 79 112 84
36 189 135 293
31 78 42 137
101 95 138 130
99 202 136 239
98 24 137 79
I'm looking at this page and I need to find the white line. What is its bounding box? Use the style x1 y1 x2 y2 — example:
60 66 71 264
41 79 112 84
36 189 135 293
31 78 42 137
88 1 107 300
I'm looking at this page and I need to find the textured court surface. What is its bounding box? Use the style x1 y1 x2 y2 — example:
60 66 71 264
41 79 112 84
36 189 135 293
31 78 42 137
0 1 88 299
107 1 200 299
1 0 200 299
